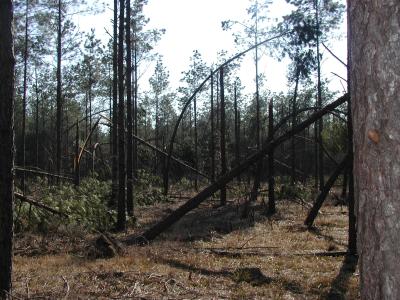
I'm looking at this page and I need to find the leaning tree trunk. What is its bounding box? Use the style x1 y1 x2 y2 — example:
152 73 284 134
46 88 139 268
0 1 15 296
349 0 400 298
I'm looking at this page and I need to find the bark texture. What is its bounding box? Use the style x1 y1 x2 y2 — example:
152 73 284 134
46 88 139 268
0 0 15 296
349 1 400 298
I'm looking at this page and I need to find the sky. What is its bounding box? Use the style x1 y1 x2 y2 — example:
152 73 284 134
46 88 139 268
74 0 348 97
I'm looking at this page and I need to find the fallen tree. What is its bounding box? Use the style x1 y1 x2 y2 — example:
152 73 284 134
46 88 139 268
125 94 349 245
14 192 68 218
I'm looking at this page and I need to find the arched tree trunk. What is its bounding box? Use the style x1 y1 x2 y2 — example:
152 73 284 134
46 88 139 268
0 1 15 295
349 0 400 297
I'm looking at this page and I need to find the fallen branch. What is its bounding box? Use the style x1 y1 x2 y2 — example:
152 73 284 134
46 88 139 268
14 192 68 218
125 94 348 244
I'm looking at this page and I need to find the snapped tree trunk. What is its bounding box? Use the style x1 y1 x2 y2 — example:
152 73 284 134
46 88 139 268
349 0 400 297
0 1 15 295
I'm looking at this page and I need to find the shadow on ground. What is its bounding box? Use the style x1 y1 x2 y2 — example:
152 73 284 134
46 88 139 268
156 200 276 242
325 254 358 299
152 254 303 294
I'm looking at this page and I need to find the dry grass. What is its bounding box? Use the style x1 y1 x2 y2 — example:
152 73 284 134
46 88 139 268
13 195 359 299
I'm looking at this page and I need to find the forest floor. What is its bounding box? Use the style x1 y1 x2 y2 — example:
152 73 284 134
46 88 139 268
12 191 360 299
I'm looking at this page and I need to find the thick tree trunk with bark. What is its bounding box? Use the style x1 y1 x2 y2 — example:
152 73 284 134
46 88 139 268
0 1 15 296
349 1 400 297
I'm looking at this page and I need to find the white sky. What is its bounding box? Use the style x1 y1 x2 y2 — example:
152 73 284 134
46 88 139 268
75 0 348 96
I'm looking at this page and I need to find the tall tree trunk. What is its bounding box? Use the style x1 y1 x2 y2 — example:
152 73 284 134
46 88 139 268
349 1 400 297
291 69 300 186
267 99 275 215
74 121 80 186
255 10 260 151
133 25 138 178
0 1 15 295
194 95 198 191
315 0 324 190
21 0 28 193
219 67 226 206
155 95 159 173
56 0 62 178
34 67 40 168
88 75 93 173
111 0 118 206
126 0 134 216
116 0 126 231
210 70 215 183
234 82 241 182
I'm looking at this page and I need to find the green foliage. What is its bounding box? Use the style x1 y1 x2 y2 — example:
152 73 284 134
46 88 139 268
15 177 115 233
134 169 171 206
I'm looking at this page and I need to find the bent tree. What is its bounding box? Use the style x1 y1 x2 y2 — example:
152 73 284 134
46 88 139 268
0 0 15 296
349 0 400 298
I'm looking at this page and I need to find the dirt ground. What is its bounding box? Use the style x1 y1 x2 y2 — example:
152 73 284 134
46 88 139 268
12 195 359 299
